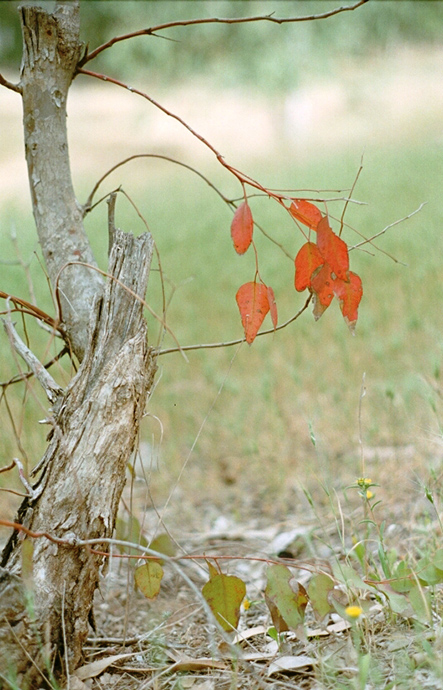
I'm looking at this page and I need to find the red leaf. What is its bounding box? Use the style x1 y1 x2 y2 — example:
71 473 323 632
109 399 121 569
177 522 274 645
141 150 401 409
310 263 334 321
289 199 322 230
267 286 278 330
236 282 270 344
316 216 349 280
231 201 253 254
333 271 363 334
294 242 325 292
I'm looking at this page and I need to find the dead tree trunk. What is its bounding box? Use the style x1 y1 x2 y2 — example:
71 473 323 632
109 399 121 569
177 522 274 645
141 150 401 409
0 2 157 684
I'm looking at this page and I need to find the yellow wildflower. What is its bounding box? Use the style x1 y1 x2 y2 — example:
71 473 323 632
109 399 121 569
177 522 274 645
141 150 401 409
345 605 363 619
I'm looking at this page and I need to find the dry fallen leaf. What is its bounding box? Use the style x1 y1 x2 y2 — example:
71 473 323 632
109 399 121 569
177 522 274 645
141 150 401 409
169 658 227 673
74 652 142 680
268 654 317 676
233 624 268 643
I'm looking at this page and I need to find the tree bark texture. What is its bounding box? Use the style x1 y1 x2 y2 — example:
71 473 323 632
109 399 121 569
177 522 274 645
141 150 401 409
20 2 103 362
1 230 156 684
0 2 157 685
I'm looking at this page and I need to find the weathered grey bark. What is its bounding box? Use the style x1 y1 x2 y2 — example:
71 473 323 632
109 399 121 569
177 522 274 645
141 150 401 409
20 1 103 362
0 2 157 685
1 230 156 683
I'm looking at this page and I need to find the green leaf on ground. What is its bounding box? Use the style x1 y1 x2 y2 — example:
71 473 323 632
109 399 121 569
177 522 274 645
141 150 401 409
134 561 164 600
332 562 371 591
265 564 308 635
308 573 335 621
390 561 414 593
408 584 432 623
202 572 246 632
415 556 443 586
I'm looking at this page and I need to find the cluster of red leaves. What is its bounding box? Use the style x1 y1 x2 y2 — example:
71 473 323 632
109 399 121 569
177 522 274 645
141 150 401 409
231 198 363 344
291 200 363 333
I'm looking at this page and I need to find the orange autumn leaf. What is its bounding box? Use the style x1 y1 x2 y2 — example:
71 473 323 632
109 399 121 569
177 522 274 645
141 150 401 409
236 281 270 344
231 201 253 254
267 286 278 330
310 263 334 321
294 242 325 292
289 199 322 230
333 271 363 334
316 216 349 281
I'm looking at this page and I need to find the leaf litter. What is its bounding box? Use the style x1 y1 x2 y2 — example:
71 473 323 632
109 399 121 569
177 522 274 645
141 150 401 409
83 501 443 690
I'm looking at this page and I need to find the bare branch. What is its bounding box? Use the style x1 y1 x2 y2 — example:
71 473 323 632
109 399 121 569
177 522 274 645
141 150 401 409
83 153 232 213
0 73 22 94
11 458 37 499
77 68 274 200
55 260 189 362
0 348 69 389
349 203 426 252
0 290 62 333
2 318 64 405
79 0 369 66
339 155 364 236
158 294 312 356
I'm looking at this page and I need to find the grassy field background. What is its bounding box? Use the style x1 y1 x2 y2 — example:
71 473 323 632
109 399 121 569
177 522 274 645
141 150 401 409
1 39 442 528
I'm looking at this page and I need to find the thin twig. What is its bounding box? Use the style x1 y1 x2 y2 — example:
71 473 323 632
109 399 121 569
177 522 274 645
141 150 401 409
0 389 31 470
61 581 70 690
0 486 31 498
3 618 54 688
0 347 69 389
237 192 366 204
0 461 15 474
76 68 276 200
10 458 36 499
329 214 406 264
0 73 22 94
253 218 294 260
54 260 188 362
339 155 364 236
157 343 241 529
83 153 232 213
0 519 413 584
0 290 62 333
2 319 64 405
358 372 367 477
158 294 312 356
349 203 426 252
79 1 369 66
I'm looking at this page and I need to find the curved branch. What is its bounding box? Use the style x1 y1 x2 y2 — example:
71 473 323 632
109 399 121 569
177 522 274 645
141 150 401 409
349 203 426 252
77 68 273 200
0 348 69 389
158 294 312 356
83 153 233 213
0 73 22 94
0 290 62 333
2 319 64 404
55 260 189 362
79 0 369 66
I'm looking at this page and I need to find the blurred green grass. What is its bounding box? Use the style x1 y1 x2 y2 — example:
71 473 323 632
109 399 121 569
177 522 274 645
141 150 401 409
1 135 441 522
